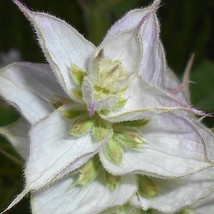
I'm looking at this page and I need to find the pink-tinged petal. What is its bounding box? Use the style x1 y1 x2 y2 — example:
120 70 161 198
25 106 113 191
13 0 95 101
100 112 212 177
0 118 30 160
0 63 66 124
131 168 214 213
31 174 137 214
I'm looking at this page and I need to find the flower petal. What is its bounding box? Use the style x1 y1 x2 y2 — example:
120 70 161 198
13 0 95 101
193 120 214 163
99 29 141 75
100 112 211 177
25 106 113 191
100 76 197 123
0 63 66 124
131 168 214 213
191 191 214 213
164 68 188 104
138 16 165 88
103 8 150 40
100 204 144 214
103 2 165 88
0 118 30 159
31 174 137 214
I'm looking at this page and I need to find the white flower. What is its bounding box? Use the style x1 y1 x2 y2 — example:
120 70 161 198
0 0 214 213
131 165 214 213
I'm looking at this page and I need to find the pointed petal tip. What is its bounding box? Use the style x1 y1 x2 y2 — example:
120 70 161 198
12 0 24 9
191 108 213 118
12 0 31 17
1 188 29 214
152 0 161 10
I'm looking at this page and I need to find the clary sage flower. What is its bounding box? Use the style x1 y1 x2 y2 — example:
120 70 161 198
0 0 214 213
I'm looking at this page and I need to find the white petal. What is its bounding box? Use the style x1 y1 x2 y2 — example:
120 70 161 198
139 17 165 88
191 192 214 213
25 106 113 190
131 168 214 213
104 8 150 41
31 174 137 214
0 63 66 124
99 29 141 75
103 5 165 88
100 112 211 177
14 0 95 100
100 204 144 214
100 76 196 123
0 118 30 159
193 120 214 163
1 188 29 214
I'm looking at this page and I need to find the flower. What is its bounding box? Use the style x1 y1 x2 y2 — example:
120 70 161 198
131 166 214 213
0 0 214 213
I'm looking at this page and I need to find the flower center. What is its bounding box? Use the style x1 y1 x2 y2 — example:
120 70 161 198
70 50 129 116
62 107 110 142
88 53 128 98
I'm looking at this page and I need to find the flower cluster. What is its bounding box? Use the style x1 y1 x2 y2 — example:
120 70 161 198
0 0 214 213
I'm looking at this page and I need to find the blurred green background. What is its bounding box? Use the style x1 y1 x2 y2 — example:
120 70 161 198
0 0 213 213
